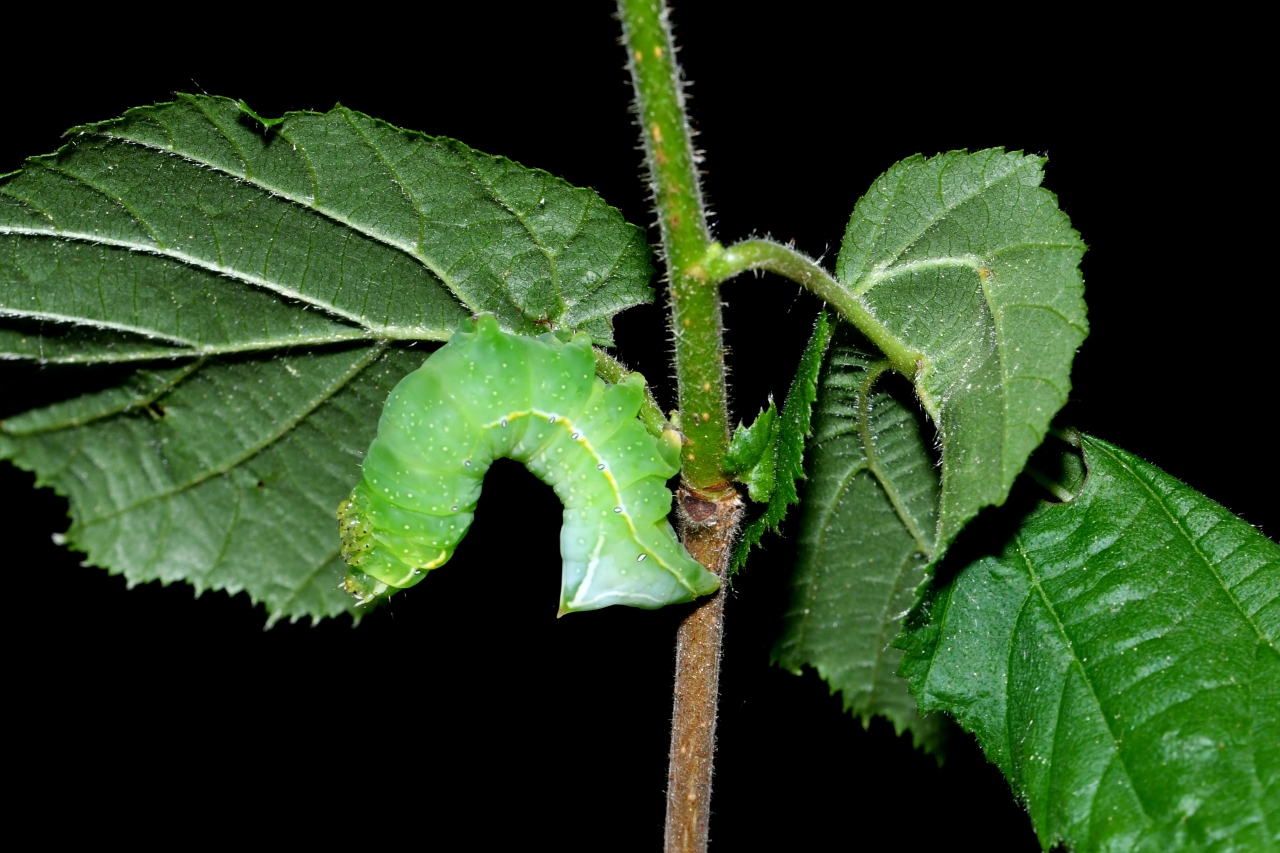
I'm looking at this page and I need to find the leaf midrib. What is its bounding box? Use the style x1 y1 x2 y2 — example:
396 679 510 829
93 117 629 323
1013 535 1157 830
789 359 932 659
88 127 474 312
0 224 373 330
865 548 928 708
1089 439 1276 651
858 362 933 555
788 453 871 658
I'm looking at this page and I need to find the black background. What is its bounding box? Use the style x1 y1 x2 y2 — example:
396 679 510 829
3 4 1271 849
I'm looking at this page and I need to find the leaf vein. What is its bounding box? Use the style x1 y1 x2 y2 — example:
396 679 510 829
1089 439 1275 650
90 133 468 309
76 344 387 528
0 227 374 330
1015 535 1157 826
459 146 567 315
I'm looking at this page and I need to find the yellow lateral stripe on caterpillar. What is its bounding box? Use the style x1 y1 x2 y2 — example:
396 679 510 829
481 408 694 584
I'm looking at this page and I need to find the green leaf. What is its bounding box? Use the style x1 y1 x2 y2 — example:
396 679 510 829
1 346 420 624
772 322 949 752
898 435 1280 851
725 397 779 502
0 96 654 622
1 94 652 362
835 149 1087 548
772 151 1087 751
731 310 831 573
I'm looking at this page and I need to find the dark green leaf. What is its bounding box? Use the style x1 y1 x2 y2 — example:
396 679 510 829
2 346 421 624
898 435 1280 851
1 94 652 361
0 96 654 622
773 323 948 751
725 397 779 502
731 310 831 573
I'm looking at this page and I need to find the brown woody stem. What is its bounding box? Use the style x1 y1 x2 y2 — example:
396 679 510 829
665 488 742 853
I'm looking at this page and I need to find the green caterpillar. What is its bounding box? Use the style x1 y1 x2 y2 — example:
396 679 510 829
337 314 719 614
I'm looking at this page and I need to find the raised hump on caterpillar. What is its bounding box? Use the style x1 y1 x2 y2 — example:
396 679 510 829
337 313 719 614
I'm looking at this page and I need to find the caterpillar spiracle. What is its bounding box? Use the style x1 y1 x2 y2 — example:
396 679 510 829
337 314 719 614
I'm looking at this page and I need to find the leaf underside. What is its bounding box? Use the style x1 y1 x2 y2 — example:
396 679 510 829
0 95 654 623
899 435 1280 852
773 323 949 753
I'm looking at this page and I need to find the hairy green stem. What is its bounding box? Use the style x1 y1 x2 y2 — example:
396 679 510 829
705 239 919 377
621 0 729 489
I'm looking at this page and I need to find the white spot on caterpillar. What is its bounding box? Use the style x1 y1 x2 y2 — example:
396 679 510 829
464 460 472 467
501 418 508 427
614 506 623 513
572 432 580 440
637 554 646 562
597 463 605 470
549 415 557 423
451 505 459 512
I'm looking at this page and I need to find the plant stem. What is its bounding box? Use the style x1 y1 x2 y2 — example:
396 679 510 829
619 3 740 851
666 487 742 853
620 0 728 489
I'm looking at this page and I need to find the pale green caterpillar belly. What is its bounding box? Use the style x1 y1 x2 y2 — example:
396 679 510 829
337 313 719 614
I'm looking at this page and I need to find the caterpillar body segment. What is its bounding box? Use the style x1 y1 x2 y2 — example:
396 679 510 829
338 314 719 613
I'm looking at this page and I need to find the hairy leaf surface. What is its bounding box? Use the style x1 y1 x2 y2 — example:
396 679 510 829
899 435 1280 851
0 96 653 621
835 148 1087 546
